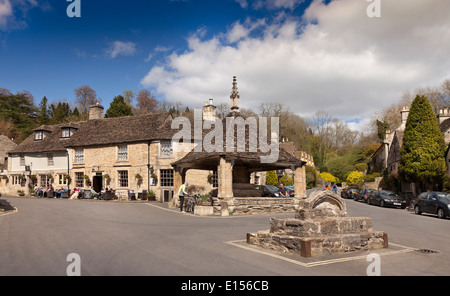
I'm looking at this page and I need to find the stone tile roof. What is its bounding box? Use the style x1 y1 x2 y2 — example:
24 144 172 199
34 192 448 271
64 112 174 148
171 112 305 170
0 135 16 162
9 112 173 154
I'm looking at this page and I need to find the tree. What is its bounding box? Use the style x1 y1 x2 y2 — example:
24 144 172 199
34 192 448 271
279 175 293 186
399 95 446 191
49 101 72 124
105 95 134 118
265 170 278 186
0 91 37 142
346 171 364 185
74 85 99 113
319 172 337 184
135 89 158 115
36 96 50 125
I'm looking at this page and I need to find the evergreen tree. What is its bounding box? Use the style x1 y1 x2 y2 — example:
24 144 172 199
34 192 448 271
105 95 134 118
0 91 37 141
37 96 50 125
399 95 446 191
72 107 80 117
265 170 279 186
50 102 72 124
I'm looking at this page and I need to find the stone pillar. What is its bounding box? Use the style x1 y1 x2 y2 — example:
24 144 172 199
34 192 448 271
169 166 185 208
217 157 233 200
294 165 306 199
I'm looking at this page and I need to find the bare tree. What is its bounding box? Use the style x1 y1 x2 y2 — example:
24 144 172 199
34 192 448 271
215 102 230 119
74 85 99 112
135 89 159 115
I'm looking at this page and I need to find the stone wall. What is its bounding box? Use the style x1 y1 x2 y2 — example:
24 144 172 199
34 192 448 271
229 198 295 215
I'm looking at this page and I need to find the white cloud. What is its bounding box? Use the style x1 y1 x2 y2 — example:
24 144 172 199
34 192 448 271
0 0 51 30
106 41 137 59
254 0 304 10
0 0 13 28
141 0 450 125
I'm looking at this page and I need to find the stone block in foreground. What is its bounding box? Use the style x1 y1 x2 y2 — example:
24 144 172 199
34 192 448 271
247 190 388 258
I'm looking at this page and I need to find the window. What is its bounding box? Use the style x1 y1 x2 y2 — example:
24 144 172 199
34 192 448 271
58 174 67 185
212 170 218 188
34 131 43 141
47 153 54 166
62 128 70 138
12 175 20 185
75 172 84 187
39 174 50 187
160 169 173 187
19 155 25 166
75 149 84 164
118 145 128 161
160 141 173 157
118 170 128 187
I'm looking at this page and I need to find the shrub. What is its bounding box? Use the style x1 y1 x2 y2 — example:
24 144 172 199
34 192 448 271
320 172 337 184
346 171 364 185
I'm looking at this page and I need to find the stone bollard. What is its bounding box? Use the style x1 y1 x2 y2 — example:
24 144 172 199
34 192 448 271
220 201 229 216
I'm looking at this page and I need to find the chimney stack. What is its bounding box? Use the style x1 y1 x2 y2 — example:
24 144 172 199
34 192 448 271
89 103 104 120
400 106 409 124
438 107 450 124
202 99 216 121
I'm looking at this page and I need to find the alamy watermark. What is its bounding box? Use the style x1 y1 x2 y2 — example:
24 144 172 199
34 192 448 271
367 0 381 18
66 253 81 276
66 0 81 18
366 253 381 276
171 109 280 164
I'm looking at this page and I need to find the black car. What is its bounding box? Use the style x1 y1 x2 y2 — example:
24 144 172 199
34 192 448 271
366 190 407 208
354 188 375 202
414 191 450 219
259 185 281 197
341 187 359 199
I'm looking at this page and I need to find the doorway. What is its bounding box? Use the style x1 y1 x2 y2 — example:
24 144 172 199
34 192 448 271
93 175 103 193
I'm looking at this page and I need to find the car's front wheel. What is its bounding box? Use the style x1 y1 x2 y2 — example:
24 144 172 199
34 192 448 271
437 208 446 219
414 205 421 215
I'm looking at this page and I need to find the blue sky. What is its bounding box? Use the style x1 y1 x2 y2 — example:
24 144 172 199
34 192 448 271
1 0 450 132
1 0 255 103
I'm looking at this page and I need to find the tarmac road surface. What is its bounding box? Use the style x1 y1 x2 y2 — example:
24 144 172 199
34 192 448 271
0 196 449 277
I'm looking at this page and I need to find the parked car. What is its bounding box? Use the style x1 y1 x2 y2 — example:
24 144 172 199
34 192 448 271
414 191 450 219
259 185 281 197
285 186 295 196
341 187 359 199
354 188 376 202
366 190 407 208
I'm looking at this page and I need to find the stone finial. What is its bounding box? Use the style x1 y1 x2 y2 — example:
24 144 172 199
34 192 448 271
230 76 240 111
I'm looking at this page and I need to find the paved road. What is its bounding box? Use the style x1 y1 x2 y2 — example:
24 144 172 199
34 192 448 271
0 196 449 276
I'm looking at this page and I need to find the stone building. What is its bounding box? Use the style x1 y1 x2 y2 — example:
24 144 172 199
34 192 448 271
2 105 212 200
1 77 312 204
370 105 450 194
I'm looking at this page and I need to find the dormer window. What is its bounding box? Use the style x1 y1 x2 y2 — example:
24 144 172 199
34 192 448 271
61 127 77 138
62 128 70 138
34 131 44 141
34 129 50 141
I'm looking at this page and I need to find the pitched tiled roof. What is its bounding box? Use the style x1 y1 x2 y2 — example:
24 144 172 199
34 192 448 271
171 112 305 170
9 123 82 154
0 134 16 163
64 112 174 148
9 112 174 153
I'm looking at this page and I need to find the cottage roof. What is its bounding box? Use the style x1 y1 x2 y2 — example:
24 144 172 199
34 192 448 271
64 112 173 148
9 123 80 154
0 135 16 163
171 112 305 171
440 117 450 133
9 112 174 154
